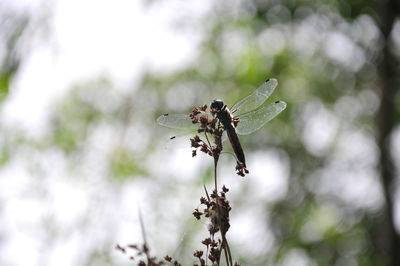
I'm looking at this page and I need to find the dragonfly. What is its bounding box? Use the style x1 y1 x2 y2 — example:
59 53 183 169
157 78 287 175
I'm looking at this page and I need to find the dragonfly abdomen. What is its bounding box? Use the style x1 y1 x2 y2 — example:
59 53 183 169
215 106 247 168
226 125 246 168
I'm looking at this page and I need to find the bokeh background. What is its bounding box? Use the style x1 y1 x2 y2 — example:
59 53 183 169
1 0 399 265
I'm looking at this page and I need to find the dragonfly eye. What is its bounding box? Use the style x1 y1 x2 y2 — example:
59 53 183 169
210 100 224 110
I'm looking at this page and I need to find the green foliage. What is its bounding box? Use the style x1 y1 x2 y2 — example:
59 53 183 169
0 72 11 98
0 145 10 166
1 0 398 265
109 148 146 181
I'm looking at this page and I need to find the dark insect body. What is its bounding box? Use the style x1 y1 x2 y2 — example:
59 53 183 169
210 100 246 169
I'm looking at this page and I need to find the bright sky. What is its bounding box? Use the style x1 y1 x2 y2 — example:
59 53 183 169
3 0 209 136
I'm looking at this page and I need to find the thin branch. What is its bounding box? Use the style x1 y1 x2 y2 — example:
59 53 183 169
138 207 151 265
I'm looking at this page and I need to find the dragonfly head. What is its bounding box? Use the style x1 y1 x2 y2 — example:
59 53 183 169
210 99 224 111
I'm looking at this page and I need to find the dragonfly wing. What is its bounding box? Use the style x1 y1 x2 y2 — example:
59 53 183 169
157 114 197 130
221 130 228 142
236 101 287 135
231 78 278 116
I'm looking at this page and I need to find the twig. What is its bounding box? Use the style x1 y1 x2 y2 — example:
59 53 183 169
138 207 151 265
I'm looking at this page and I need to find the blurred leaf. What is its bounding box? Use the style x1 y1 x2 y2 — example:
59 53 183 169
109 148 146 180
0 72 11 98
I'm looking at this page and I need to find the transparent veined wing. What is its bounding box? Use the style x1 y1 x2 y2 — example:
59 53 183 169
156 114 197 130
231 78 278 116
235 101 287 135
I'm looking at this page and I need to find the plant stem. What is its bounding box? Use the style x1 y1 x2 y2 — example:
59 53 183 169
214 156 218 191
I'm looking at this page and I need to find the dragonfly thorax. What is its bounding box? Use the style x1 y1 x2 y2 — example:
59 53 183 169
210 99 224 111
